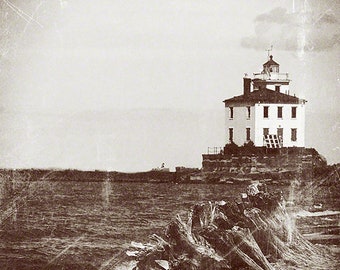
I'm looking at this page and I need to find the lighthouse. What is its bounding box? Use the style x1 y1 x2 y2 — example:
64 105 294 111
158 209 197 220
223 55 306 148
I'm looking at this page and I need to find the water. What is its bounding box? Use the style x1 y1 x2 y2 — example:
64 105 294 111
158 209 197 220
0 179 338 269
0 179 254 269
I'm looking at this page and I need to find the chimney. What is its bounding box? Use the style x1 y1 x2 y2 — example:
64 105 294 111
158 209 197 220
243 77 251 96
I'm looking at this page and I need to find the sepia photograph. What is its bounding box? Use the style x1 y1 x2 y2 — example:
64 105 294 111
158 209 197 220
0 0 339 269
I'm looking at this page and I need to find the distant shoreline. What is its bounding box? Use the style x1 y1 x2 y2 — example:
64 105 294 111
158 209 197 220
0 165 338 186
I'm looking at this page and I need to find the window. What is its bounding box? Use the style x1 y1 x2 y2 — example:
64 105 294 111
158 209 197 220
246 128 251 141
247 106 251 119
275 85 280 92
277 106 283 118
291 128 297 141
229 128 233 142
229 107 234 119
291 107 297 118
263 106 269 118
263 128 269 137
277 128 283 139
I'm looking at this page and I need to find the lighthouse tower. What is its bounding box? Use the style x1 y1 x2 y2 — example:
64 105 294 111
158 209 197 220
252 55 290 94
223 55 306 148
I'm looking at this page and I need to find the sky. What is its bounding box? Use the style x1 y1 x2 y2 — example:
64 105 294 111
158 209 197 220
0 0 339 171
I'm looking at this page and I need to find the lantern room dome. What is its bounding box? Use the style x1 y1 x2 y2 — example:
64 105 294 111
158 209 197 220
263 55 279 73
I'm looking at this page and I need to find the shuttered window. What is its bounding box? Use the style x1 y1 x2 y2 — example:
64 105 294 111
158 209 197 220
229 128 234 142
229 107 234 119
291 128 297 141
263 128 269 136
277 107 283 118
263 106 269 118
246 128 251 141
291 107 297 118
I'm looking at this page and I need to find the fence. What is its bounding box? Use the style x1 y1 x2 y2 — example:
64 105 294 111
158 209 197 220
207 147 224 155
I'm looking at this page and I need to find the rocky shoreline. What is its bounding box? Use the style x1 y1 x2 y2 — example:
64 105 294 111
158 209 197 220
116 183 339 270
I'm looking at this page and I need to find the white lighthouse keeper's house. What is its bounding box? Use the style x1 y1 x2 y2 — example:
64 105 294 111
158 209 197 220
223 55 306 148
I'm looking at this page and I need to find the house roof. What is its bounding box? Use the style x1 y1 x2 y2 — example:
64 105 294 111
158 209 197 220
263 55 279 66
223 88 306 105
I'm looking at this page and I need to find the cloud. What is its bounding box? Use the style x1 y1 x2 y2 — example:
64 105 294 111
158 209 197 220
255 7 290 24
241 6 340 52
